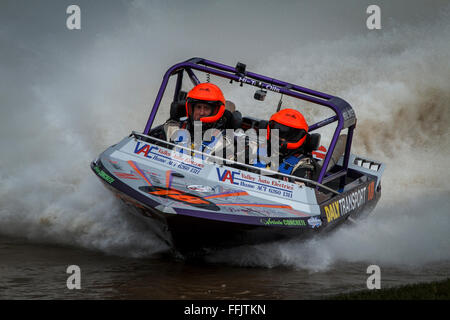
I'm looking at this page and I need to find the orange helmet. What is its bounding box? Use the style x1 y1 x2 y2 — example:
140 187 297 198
267 108 309 150
185 83 226 124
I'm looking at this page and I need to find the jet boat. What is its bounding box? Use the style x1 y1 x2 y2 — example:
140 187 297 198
91 57 385 253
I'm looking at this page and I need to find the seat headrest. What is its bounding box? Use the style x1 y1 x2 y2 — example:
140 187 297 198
231 110 242 129
170 100 186 120
309 133 321 151
223 109 242 130
259 120 268 130
300 133 321 154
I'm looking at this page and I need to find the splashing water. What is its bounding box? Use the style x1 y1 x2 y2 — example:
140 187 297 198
0 2 449 269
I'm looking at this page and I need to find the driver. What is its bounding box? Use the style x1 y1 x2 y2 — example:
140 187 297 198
164 83 234 159
185 82 227 131
264 108 318 180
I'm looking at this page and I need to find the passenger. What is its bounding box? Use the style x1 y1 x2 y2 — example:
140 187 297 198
265 108 318 181
164 83 233 159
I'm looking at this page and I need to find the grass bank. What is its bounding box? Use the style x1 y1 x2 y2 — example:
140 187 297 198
329 278 450 300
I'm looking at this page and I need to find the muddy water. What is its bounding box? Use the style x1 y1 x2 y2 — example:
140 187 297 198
1 234 448 300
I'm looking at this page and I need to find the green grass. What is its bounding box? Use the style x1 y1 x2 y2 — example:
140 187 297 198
329 278 450 300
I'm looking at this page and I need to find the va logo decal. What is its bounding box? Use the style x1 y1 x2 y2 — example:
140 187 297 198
216 168 240 185
134 141 157 158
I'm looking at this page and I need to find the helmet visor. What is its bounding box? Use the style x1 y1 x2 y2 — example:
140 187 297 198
269 120 307 143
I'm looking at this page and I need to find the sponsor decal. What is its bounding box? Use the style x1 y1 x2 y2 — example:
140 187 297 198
93 165 115 184
260 218 306 227
138 186 220 211
216 168 294 199
217 168 240 185
323 186 368 223
187 185 214 193
324 201 340 223
238 77 281 93
134 142 151 157
307 216 322 229
134 142 204 174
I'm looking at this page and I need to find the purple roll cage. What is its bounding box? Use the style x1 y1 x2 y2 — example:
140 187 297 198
143 57 357 186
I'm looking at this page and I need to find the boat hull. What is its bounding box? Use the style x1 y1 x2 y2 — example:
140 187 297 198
92 160 381 254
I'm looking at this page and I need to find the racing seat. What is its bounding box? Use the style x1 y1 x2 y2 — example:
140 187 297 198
224 100 242 130
169 90 188 120
170 100 187 120
304 133 321 154
259 120 268 130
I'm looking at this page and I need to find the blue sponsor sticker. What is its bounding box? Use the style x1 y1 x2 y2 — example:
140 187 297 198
307 216 322 229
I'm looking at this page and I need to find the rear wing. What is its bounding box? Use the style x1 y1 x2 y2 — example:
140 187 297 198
143 57 357 186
